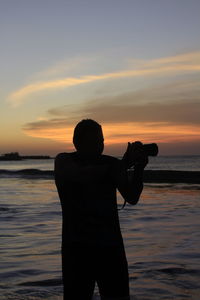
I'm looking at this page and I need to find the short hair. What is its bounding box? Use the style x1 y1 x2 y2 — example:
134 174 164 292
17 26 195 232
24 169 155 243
73 119 102 149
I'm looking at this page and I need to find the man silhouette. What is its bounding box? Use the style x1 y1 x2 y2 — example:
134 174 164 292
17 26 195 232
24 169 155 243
55 119 148 300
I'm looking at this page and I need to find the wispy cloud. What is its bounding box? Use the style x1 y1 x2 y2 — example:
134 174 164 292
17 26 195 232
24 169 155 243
31 56 95 79
8 51 200 106
130 51 200 68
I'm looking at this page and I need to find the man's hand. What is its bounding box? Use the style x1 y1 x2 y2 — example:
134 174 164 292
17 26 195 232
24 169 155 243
122 141 148 169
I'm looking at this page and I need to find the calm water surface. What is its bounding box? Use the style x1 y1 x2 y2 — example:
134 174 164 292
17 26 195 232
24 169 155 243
0 157 200 299
0 175 200 299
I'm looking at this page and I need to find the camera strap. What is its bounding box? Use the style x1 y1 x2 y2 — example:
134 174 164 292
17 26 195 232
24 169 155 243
118 199 126 210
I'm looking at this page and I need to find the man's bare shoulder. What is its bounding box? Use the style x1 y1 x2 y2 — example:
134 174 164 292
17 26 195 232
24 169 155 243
55 153 120 167
55 152 74 161
54 153 75 172
101 154 120 164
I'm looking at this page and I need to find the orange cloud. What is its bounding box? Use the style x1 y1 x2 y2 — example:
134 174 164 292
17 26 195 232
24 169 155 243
23 122 200 148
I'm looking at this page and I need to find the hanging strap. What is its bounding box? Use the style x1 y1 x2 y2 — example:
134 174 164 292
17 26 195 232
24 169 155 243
118 199 127 210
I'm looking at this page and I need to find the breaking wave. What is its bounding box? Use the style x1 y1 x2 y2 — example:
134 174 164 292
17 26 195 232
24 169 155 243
0 169 200 185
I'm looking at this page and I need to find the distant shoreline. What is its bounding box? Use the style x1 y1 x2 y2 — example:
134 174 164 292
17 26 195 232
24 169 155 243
0 152 51 161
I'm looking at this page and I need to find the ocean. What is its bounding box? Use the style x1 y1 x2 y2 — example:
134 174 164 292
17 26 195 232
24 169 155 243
0 156 200 300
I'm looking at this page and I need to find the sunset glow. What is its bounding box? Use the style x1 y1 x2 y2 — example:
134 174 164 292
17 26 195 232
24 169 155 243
23 122 200 155
1 1 200 156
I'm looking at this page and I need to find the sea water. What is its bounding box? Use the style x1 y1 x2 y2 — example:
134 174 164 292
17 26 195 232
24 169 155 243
0 156 200 299
0 155 200 171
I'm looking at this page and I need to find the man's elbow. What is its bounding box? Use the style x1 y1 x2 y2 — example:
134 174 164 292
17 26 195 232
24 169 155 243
126 186 143 205
126 194 140 205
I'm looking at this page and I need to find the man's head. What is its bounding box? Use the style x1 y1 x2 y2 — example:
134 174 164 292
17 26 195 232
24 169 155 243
73 119 104 156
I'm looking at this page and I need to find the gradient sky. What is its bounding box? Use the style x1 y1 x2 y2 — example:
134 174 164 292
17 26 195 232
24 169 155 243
1 0 200 156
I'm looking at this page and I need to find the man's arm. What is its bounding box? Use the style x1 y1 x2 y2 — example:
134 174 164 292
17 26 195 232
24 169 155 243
116 163 144 205
116 142 148 205
54 153 67 208
54 153 65 184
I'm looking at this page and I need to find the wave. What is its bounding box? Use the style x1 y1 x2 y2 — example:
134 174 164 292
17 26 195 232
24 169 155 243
144 170 200 184
145 183 200 190
0 169 53 179
0 169 200 184
18 277 62 287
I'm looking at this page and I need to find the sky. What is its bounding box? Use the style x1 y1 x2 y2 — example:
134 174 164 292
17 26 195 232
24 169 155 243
1 0 200 156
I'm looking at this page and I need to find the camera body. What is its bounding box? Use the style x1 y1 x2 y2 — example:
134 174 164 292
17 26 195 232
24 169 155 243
143 143 158 156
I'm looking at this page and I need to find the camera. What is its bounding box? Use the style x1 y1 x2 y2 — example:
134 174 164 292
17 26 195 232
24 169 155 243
143 143 158 156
